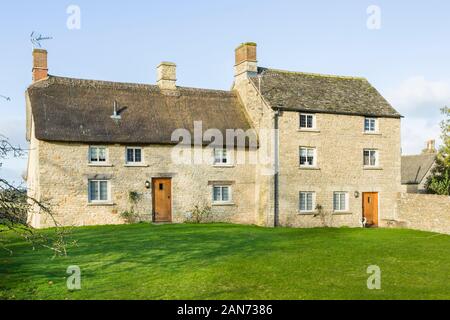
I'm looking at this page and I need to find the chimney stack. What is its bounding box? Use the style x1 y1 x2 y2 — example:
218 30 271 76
32 49 48 82
426 140 436 153
157 62 177 90
234 42 257 81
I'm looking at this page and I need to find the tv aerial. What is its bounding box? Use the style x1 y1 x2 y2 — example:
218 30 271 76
30 31 53 48
0 95 11 102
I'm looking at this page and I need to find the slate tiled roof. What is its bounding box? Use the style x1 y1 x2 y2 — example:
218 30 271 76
250 67 402 118
27 76 254 146
401 154 437 184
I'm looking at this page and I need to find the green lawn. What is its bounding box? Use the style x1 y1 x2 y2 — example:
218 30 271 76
0 223 449 300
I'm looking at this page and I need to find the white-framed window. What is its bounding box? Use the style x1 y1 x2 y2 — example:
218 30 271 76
88 180 110 203
299 192 315 213
363 149 379 167
213 148 231 166
212 185 232 204
126 147 143 164
364 118 378 133
300 147 316 167
89 146 107 163
300 113 316 129
333 192 349 212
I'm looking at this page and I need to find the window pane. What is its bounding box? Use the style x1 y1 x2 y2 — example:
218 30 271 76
222 187 229 201
333 193 339 210
214 149 221 163
213 187 221 202
364 151 370 166
370 151 376 166
89 181 99 201
100 181 108 201
127 149 134 162
90 147 98 162
306 115 313 128
340 194 345 210
306 193 313 211
300 193 306 211
222 149 227 163
300 115 307 128
135 149 142 162
98 148 106 162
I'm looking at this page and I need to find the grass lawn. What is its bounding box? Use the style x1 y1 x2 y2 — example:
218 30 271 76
0 223 449 300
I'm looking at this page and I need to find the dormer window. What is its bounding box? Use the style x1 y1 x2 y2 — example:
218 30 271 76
364 117 378 133
300 113 316 130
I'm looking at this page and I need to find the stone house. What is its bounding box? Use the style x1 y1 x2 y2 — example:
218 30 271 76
401 140 437 193
26 43 403 229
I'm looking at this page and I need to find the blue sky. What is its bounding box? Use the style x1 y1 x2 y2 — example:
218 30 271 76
1 0 449 183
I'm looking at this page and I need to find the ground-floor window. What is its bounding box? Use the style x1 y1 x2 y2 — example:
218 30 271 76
299 192 315 213
88 180 110 203
333 192 349 212
212 185 232 204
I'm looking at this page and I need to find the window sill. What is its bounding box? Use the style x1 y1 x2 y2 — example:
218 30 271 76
212 203 236 207
363 132 382 136
298 211 318 216
299 166 320 170
333 211 353 216
124 164 149 167
88 163 114 167
298 129 320 133
213 164 235 168
364 167 383 170
87 202 115 207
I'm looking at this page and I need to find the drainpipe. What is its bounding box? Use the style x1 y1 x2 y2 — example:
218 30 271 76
273 107 281 227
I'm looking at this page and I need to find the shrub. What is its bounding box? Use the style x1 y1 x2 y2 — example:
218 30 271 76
185 204 212 224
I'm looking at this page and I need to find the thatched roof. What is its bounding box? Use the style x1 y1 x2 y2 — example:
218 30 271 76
401 154 436 184
27 76 254 146
251 68 401 118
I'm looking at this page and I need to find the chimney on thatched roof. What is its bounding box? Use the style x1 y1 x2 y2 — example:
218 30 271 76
32 49 48 83
234 42 257 81
156 61 177 90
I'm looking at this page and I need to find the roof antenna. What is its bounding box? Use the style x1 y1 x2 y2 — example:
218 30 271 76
30 31 53 48
0 94 11 102
110 101 122 123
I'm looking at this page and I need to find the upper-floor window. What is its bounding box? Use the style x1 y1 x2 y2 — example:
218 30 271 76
126 147 143 164
212 185 232 204
364 118 378 133
300 113 316 130
333 192 349 212
89 146 107 163
88 180 110 203
300 147 316 167
213 148 231 166
363 149 379 167
299 191 315 213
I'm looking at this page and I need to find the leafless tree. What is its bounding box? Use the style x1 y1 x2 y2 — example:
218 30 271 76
0 134 73 255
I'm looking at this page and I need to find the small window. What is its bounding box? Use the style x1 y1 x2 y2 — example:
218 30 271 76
364 118 377 132
364 149 378 167
300 113 316 129
88 180 110 203
300 147 316 167
89 146 107 163
299 192 315 212
213 148 230 165
126 147 143 164
212 185 232 203
333 192 348 212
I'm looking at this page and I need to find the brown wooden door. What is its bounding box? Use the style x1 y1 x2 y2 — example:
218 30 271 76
363 192 379 227
153 178 172 222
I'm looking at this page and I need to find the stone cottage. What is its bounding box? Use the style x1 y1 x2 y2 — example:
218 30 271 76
26 43 403 229
401 140 437 193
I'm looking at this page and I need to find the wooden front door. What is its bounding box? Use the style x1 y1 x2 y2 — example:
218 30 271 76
153 178 172 222
362 192 379 227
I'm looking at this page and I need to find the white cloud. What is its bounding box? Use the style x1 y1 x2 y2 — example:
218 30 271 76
385 76 449 155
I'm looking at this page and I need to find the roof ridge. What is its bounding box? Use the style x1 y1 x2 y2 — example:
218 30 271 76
29 75 235 95
259 67 367 81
